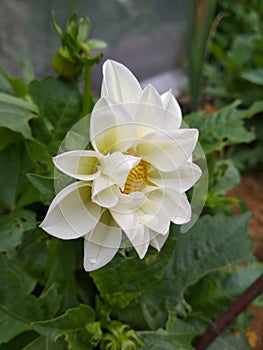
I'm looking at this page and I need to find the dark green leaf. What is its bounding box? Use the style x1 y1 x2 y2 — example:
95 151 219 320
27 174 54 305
185 263 263 318
0 128 21 151
137 329 194 350
45 239 94 311
142 214 253 319
29 77 82 154
0 331 38 350
0 209 36 253
0 93 36 140
212 160 241 194
208 329 251 350
0 255 61 344
241 68 263 85
22 335 67 350
25 140 53 174
184 102 255 154
90 235 175 309
0 68 28 97
0 143 32 210
32 304 96 349
27 174 55 205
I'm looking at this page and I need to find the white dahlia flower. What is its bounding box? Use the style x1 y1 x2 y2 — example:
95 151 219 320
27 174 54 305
40 60 201 271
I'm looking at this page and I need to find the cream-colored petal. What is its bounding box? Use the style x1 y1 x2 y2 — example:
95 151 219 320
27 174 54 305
144 187 191 224
136 129 199 171
163 188 192 224
101 59 142 103
92 185 120 209
149 229 169 251
138 85 163 109
53 150 101 180
90 97 136 154
40 182 101 239
83 211 122 271
148 161 202 192
127 225 150 259
137 191 171 234
112 191 146 213
161 90 182 129
101 151 141 189
110 210 140 233
110 210 149 258
133 85 163 138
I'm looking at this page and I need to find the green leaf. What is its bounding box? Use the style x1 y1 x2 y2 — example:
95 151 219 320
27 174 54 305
137 329 194 350
184 102 255 154
0 93 36 140
22 335 67 350
90 234 176 309
0 255 61 345
0 68 28 97
212 159 241 194
185 263 263 318
208 329 251 350
12 228 49 285
29 77 82 154
0 143 32 210
241 68 263 85
25 140 53 174
77 18 91 43
0 209 36 253
31 304 97 349
27 174 55 205
142 213 254 320
0 331 38 350
0 128 21 151
87 39 108 50
44 239 94 311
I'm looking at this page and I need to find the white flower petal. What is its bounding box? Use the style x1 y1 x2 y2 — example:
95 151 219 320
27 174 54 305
136 129 199 171
134 88 165 138
127 225 150 259
112 191 146 213
161 90 182 129
92 174 112 197
149 229 169 251
101 60 142 103
110 210 140 233
163 188 192 224
110 209 149 258
53 150 101 180
137 191 171 234
101 151 141 189
148 161 202 192
83 212 122 271
90 97 136 154
40 182 101 239
138 85 163 109
93 185 120 208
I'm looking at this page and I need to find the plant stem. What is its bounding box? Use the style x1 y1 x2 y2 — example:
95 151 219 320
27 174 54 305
81 65 92 117
194 273 263 350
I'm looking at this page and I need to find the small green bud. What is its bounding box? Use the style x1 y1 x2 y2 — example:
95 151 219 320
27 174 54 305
52 49 82 79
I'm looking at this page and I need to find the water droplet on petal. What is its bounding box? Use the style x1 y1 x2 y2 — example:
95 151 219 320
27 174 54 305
89 258 97 264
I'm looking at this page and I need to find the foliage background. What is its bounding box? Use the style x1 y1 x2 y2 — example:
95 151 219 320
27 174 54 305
0 1 263 349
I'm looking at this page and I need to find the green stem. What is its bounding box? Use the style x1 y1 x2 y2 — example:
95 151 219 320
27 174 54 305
81 65 92 117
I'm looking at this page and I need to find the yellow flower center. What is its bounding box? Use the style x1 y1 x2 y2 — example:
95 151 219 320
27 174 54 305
122 160 148 195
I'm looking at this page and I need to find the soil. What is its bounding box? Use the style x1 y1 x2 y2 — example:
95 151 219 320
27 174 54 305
228 171 263 350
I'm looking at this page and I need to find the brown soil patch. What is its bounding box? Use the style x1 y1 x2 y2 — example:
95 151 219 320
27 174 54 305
228 171 263 350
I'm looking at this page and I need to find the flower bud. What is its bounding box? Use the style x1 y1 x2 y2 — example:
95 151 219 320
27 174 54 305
52 49 82 79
